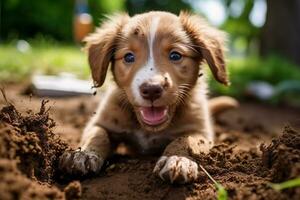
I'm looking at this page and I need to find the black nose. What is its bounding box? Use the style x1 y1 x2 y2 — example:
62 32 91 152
139 83 163 101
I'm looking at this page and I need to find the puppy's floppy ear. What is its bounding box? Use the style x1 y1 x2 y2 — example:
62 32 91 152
179 12 229 85
83 13 130 87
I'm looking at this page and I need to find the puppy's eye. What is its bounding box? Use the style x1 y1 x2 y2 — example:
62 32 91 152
169 51 182 61
124 52 135 63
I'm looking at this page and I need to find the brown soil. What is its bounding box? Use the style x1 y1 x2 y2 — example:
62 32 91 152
0 101 66 199
0 84 300 200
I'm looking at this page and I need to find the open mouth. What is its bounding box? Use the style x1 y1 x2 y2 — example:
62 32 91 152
139 106 168 126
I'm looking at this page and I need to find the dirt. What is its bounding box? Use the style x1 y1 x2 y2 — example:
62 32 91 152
0 159 64 200
63 181 82 200
0 84 300 200
0 100 67 199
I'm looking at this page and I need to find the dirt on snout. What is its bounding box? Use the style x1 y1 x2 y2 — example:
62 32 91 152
0 85 300 200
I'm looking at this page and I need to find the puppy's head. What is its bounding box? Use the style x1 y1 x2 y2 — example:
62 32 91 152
84 11 228 132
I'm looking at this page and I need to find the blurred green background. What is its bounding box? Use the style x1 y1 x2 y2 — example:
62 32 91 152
1 0 300 105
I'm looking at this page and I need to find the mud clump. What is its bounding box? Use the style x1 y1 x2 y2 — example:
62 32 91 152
0 101 71 199
64 181 82 200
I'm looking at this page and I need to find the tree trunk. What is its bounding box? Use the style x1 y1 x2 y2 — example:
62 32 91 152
260 0 300 65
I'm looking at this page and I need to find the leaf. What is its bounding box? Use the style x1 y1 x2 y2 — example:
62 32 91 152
216 183 228 200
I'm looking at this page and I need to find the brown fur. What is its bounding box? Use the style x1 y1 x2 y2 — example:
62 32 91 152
60 11 236 183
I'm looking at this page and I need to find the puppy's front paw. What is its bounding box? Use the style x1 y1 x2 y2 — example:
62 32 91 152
153 155 198 184
59 150 104 176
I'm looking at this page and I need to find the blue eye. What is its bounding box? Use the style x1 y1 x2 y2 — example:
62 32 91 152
124 52 135 63
169 51 182 61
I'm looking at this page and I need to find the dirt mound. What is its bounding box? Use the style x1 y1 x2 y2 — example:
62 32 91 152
261 126 300 182
0 159 64 200
0 87 299 200
0 101 80 200
0 100 68 181
81 127 300 200
190 126 300 200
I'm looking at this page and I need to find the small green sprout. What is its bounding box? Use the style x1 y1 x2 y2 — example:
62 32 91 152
270 177 300 191
199 165 228 200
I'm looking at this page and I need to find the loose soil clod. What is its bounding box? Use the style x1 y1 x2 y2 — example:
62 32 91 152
64 181 82 200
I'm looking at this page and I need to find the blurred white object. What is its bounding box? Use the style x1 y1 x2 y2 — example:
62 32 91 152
31 73 94 97
246 81 275 100
16 40 31 53
79 13 92 24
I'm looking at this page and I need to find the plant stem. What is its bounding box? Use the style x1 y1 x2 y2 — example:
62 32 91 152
199 164 218 185
199 164 228 200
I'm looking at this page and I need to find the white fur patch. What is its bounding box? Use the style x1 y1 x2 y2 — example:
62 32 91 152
131 17 161 105
148 17 160 62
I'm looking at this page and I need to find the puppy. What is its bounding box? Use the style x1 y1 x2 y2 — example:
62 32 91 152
59 11 236 184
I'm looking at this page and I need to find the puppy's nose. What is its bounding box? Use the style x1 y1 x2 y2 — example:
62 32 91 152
139 83 163 101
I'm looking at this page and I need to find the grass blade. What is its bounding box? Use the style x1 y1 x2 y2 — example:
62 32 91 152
270 178 300 191
199 165 228 200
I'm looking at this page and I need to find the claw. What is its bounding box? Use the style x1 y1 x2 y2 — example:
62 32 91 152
153 156 167 174
59 150 103 176
153 155 199 184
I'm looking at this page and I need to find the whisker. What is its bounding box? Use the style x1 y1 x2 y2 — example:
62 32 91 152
116 89 131 112
176 83 193 106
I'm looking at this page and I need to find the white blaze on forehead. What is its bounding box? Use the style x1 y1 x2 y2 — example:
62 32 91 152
148 17 160 62
131 17 161 105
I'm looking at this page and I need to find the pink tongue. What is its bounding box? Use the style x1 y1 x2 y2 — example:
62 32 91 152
140 106 167 125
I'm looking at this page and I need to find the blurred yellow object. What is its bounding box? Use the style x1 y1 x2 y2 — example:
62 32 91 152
74 13 93 43
73 0 93 43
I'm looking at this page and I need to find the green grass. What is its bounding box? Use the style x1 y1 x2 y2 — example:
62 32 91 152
270 178 300 191
207 55 300 106
0 42 90 82
209 55 300 98
1 41 300 104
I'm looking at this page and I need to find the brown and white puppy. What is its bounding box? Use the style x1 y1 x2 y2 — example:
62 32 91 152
59 11 236 184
